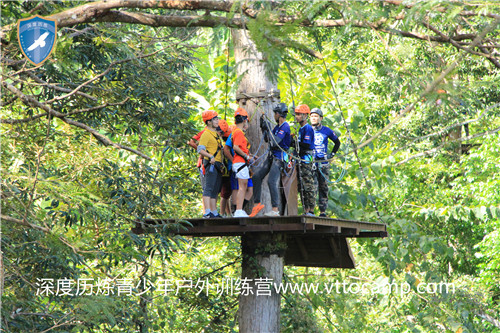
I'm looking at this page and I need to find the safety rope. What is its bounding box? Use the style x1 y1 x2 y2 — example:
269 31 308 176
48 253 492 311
223 29 231 120
260 111 346 179
247 97 270 169
252 61 346 184
313 32 382 221
249 133 268 168
317 156 347 185
285 63 307 211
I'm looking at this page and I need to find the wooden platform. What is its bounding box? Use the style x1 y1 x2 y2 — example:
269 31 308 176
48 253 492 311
132 215 387 238
131 216 387 268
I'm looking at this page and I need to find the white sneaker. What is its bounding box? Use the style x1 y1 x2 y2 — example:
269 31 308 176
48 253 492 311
264 210 280 217
234 210 249 217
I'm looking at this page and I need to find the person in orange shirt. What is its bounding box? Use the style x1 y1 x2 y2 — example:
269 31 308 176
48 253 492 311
224 125 254 214
231 108 254 218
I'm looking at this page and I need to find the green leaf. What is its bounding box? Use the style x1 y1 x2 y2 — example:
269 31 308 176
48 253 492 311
371 161 382 176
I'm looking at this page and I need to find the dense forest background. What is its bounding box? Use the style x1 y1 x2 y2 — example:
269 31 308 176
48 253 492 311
1 1 499 332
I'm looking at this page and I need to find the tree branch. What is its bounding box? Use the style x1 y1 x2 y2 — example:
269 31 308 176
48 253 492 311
49 0 234 28
391 103 500 155
395 126 500 166
11 312 58 319
267 35 323 59
2 58 98 100
1 214 50 233
355 17 500 152
66 97 130 117
2 1 497 68
422 21 500 62
28 2 45 15
24 71 97 101
1 93 20 107
1 213 103 255
479 45 500 68
95 10 246 29
91 13 500 67
1 98 130 124
476 312 500 329
382 0 500 20
2 0 498 37
22 109 52 229
43 46 169 104
3 82 152 160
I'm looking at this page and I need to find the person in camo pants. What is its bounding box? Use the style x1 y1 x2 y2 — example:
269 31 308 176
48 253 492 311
310 108 341 217
294 104 317 216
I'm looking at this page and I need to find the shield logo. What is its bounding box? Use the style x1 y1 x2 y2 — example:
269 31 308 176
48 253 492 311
17 15 57 66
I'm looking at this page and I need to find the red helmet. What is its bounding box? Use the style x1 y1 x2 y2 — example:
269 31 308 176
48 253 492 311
202 110 218 123
235 107 248 118
218 119 231 137
295 104 310 114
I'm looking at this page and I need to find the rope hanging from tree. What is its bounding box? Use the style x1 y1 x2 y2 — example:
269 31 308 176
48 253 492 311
313 31 382 221
257 59 347 184
223 29 231 120
284 63 309 211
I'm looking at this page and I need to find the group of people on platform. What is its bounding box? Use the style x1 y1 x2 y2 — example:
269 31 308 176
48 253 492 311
188 102 340 218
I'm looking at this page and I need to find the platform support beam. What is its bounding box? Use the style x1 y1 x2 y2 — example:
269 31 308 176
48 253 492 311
239 233 285 333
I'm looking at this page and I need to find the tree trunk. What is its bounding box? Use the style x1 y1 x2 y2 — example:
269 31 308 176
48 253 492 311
232 30 279 213
232 28 284 333
239 234 285 333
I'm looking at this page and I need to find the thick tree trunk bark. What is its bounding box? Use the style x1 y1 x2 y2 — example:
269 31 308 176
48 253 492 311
232 29 279 213
239 234 285 333
232 28 284 333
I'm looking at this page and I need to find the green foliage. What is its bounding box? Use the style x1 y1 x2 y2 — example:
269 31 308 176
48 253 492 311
2 3 203 331
189 28 239 118
2 1 500 332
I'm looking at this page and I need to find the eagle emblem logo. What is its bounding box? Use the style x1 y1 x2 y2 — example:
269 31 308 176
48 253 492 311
17 15 57 66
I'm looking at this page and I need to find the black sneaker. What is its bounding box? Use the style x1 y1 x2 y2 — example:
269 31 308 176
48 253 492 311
212 213 222 218
203 212 214 219
319 213 327 217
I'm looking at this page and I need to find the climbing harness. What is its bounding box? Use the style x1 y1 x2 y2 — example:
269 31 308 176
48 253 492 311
253 61 346 183
260 110 346 183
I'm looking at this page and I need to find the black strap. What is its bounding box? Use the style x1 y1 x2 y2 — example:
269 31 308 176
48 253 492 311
204 131 223 161
236 163 248 174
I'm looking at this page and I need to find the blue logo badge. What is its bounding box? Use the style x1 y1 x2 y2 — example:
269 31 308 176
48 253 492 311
17 15 57 66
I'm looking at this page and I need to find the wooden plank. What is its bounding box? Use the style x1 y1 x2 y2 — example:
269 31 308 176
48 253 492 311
143 216 385 231
165 223 316 236
305 226 339 234
132 215 387 239
302 216 386 232
355 231 389 238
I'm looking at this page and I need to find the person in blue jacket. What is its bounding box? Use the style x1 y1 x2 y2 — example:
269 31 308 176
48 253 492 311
251 103 291 217
310 108 341 217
